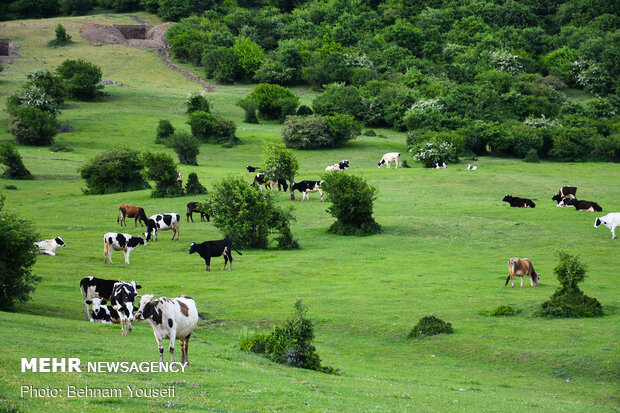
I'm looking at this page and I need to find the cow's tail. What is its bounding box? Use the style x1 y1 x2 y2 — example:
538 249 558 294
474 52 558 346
232 244 243 256
504 274 511 287
79 278 86 299
117 207 121 223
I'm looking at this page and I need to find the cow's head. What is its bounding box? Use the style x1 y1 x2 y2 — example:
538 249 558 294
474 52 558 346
85 297 103 316
134 294 163 324
111 281 141 321
378 159 385 168
502 195 511 202
189 242 197 254
532 272 540 286
128 236 146 248
55 237 66 247
551 193 562 203
144 220 157 241
594 218 602 228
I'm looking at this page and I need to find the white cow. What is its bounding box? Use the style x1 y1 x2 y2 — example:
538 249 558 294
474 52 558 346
134 295 199 365
378 153 401 169
34 236 65 256
594 213 620 239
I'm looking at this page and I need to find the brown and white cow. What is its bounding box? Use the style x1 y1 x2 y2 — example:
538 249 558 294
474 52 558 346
134 295 199 365
117 204 148 227
505 257 540 288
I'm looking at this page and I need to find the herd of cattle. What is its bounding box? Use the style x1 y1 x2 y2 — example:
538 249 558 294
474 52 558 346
30 159 618 364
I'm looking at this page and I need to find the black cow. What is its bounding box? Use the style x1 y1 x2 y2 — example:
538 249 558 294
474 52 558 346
189 239 243 272
80 276 118 320
502 195 536 208
558 198 602 212
292 180 324 201
246 165 261 173
186 202 210 223
110 281 141 335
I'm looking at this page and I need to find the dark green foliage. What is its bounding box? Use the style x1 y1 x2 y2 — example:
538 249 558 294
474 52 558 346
239 300 337 374
156 119 175 144
184 172 207 195
202 47 239 83
247 84 299 121
0 195 40 311
98 0 141 12
322 172 381 236
409 137 459 168
296 105 312 116
50 139 73 152
56 59 103 100
312 83 364 118
491 305 517 316
0 142 33 180
236 97 259 124
324 114 361 147
363 129 376 137
9 107 59 146
281 115 359 150
25 70 67 106
204 176 298 249
165 131 200 165
143 151 184 198
80 147 150 195
407 316 454 339
263 143 298 201
524 148 540 163
59 0 94 16
5 185 18 190
185 92 210 114
187 111 238 146
48 24 72 47
537 252 603 318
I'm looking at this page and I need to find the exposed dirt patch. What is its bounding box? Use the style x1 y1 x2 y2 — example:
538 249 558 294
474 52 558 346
80 22 173 49
0 42 22 65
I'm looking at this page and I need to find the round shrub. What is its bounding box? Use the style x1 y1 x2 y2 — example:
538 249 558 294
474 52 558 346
7 85 60 117
0 142 33 180
407 316 453 339
56 59 103 100
247 84 299 120
491 305 517 316
523 148 540 163
311 83 363 118
282 115 330 149
26 69 67 106
9 107 59 146
48 24 73 47
143 151 184 198
263 143 298 201
296 105 313 116
186 91 210 114
166 131 200 165
184 172 207 195
363 129 376 136
410 140 458 168
324 114 361 147
156 119 175 144
188 111 238 145
80 147 150 195
322 172 381 236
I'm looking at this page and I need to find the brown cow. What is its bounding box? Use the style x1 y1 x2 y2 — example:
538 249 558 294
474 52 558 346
186 202 210 223
505 257 540 288
117 204 148 227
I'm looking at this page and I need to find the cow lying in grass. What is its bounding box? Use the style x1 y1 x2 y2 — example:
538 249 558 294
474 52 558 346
189 239 243 272
34 236 65 256
86 297 121 324
558 198 602 212
594 213 619 239
503 195 536 208
325 160 350 172
505 257 540 288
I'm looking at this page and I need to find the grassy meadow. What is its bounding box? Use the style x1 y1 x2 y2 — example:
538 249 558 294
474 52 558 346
0 14 619 412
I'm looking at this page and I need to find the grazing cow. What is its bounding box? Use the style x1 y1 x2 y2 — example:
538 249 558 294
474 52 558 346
80 276 141 320
103 232 146 264
502 195 536 208
85 297 121 324
505 257 540 288
246 165 261 173
189 239 243 272
292 180 324 202
558 198 602 212
552 194 575 206
467 164 477 170
558 186 577 199
134 295 198 365
34 236 65 256
378 153 401 169
110 281 141 336
186 202 210 223
117 204 148 227
252 173 288 192
325 160 350 172
594 213 620 239
145 213 180 241
435 162 447 169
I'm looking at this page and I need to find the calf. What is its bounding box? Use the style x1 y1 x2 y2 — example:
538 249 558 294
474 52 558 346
292 180 324 202
186 202 210 223
552 194 575 206
34 236 65 256
325 160 350 172
558 198 602 212
117 204 148 227
85 297 121 324
110 281 141 336
79 276 141 321
246 165 261 173
134 295 198 365
505 257 540 288
189 239 243 272
145 213 180 241
594 213 620 239
502 195 536 208
378 152 401 169
103 232 146 264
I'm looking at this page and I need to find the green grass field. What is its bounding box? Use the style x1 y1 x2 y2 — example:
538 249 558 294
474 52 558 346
0 14 618 412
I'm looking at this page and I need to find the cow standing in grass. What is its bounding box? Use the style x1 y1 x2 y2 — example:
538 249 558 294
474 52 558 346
117 204 148 227
103 232 146 264
189 239 242 272
505 258 540 288
145 213 180 241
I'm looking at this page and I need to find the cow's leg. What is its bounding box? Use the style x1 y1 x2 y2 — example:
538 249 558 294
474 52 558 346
511 277 515 288
155 334 164 363
223 255 228 271
529 275 534 287
121 319 127 336
612 225 616 239
205 257 211 272
124 249 130 265
184 334 191 365
84 301 91 320
128 319 132 332
228 251 233 270
169 330 177 363
520 276 524 287
319 189 324 202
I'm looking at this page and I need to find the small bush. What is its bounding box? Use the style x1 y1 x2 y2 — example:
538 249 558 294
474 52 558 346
491 305 517 316
407 316 453 339
236 97 259 124
188 111 238 146
56 59 103 100
80 147 150 195
296 105 313 116
523 148 540 163
156 120 175 144
25 70 67 106
401 160 411 168
50 139 73 152
9 107 59 146
363 129 376 136
166 131 200 165
410 140 458 168
324 114 361 147
48 24 73 47
0 142 33 180
537 252 603 318
5 185 18 190
186 91 210 114
322 172 381 236
184 172 207 195
247 84 299 120
281 115 329 149
239 300 337 374
143 152 184 198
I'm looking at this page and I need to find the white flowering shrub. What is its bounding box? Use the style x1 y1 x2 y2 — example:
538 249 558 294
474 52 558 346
572 59 614 96
8 85 60 116
410 140 458 168
524 114 560 128
489 50 523 75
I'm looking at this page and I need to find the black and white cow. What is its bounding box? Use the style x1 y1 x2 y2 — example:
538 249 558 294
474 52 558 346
252 173 288 192
325 160 350 172
189 239 243 272
246 165 261 173
134 295 198 365
103 232 146 264
558 198 602 212
80 276 119 320
85 297 121 324
594 213 620 239
378 153 401 169
34 236 65 256
552 194 575 206
557 186 577 199
292 180 324 202
502 195 536 208
110 281 141 336
145 213 180 241
186 202 210 223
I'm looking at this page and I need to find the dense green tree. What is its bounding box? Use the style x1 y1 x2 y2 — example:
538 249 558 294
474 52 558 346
80 147 150 194
262 143 298 201
56 59 103 100
0 142 33 180
143 151 184 198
